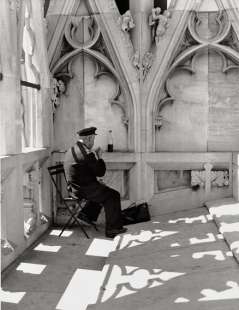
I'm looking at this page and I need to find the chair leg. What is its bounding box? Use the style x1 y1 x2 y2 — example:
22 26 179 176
78 223 90 239
60 204 90 239
59 215 90 239
92 222 99 231
58 216 74 237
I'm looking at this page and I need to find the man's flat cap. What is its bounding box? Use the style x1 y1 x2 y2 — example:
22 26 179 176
77 126 97 136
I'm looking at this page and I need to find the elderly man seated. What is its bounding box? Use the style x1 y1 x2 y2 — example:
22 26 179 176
64 126 127 238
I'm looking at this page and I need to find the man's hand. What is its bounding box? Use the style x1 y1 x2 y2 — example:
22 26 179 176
95 147 103 159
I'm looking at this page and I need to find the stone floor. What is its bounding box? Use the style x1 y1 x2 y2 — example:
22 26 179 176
1 206 239 310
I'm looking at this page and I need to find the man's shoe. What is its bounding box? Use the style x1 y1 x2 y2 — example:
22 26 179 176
105 227 128 238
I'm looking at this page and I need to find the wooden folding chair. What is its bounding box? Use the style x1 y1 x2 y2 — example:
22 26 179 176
48 163 91 238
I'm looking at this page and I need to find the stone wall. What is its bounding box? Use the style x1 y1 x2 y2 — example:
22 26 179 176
47 0 239 216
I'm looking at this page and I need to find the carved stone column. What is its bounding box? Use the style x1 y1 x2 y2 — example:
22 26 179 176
204 163 213 197
0 0 22 155
129 0 154 60
233 153 239 202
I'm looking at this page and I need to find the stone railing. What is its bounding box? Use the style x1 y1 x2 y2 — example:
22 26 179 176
1 148 51 270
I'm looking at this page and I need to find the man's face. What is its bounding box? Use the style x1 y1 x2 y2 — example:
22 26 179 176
86 134 95 149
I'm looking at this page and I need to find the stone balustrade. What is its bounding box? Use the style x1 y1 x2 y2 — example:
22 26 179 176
1 148 51 270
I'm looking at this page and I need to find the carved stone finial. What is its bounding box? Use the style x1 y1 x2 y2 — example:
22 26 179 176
121 10 135 32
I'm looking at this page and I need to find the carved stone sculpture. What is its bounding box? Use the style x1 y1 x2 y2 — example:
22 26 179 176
149 7 171 44
50 77 66 109
121 10 135 33
149 7 162 40
155 10 171 44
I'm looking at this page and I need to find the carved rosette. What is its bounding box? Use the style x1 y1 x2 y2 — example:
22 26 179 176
154 9 239 130
51 14 129 128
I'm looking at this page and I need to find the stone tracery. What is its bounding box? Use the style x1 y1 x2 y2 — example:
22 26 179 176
153 8 239 131
51 12 130 128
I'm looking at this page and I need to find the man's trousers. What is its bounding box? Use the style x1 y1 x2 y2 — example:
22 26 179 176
72 181 123 231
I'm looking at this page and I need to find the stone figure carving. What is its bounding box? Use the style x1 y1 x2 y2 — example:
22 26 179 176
121 10 135 32
51 78 66 109
149 7 162 39
149 7 171 44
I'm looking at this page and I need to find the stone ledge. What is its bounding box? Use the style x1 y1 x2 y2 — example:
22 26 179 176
205 198 239 264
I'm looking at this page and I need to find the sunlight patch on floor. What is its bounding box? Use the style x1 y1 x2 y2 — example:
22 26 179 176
0 289 26 304
85 237 120 257
190 233 216 245
192 250 226 261
50 230 73 237
34 243 61 252
16 262 46 274
56 266 109 310
199 281 239 301
174 297 190 303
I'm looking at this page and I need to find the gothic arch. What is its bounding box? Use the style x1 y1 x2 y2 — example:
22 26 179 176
146 6 239 151
49 0 139 151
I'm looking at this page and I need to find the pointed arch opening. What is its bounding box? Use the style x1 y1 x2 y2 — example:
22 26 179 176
115 0 129 15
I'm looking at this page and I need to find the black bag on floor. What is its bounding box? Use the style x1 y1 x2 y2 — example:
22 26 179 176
122 202 151 225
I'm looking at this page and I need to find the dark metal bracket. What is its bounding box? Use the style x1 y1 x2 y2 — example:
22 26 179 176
20 80 41 90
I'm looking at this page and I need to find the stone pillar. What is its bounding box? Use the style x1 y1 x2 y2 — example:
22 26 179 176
0 0 22 155
204 163 213 197
129 0 154 58
233 153 239 202
31 0 51 148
